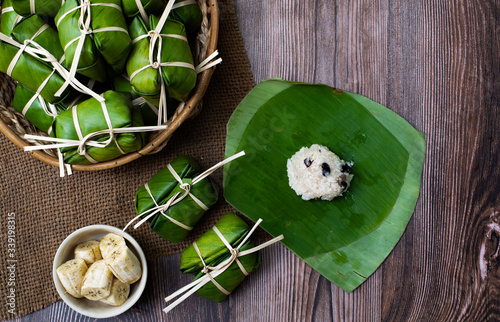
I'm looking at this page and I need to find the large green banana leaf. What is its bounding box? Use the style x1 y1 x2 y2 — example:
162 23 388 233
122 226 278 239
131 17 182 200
126 14 196 103
193 241 260 302
52 90 146 164
223 79 426 292
134 155 218 243
55 0 131 81
1 0 22 35
0 33 74 104
12 0 62 17
180 212 250 275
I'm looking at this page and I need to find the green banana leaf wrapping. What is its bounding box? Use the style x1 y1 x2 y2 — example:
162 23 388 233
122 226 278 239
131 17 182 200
112 74 172 126
193 241 260 302
52 90 146 164
179 213 260 302
12 0 62 17
121 0 200 34
180 212 250 275
12 83 61 134
55 0 131 81
126 14 196 103
12 15 64 60
171 0 202 35
121 0 165 18
134 155 218 243
1 0 22 35
0 20 74 104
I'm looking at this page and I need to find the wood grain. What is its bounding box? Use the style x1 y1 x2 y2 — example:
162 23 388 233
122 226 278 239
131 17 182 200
11 0 500 320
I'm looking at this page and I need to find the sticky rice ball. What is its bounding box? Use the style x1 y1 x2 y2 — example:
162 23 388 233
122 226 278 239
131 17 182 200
287 144 353 201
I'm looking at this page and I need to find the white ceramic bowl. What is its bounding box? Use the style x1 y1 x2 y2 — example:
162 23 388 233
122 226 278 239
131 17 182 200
53 225 148 319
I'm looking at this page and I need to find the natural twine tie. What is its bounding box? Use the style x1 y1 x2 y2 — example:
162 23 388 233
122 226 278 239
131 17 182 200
164 218 284 314
123 151 246 232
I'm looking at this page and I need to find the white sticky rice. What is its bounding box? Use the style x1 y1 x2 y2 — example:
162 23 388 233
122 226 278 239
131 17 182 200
287 144 353 201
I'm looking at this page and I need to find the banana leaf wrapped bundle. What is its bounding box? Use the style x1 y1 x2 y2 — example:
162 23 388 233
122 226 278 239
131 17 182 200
171 0 202 35
164 213 283 312
121 0 165 21
126 14 196 105
121 0 201 34
134 155 218 243
55 0 132 82
113 74 179 126
11 14 64 60
11 0 62 17
52 90 146 164
179 213 260 302
12 83 63 134
0 18 76 104
1 0 22 35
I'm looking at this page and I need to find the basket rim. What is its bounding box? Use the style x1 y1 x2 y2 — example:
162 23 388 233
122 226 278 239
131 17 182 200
0 0 219 171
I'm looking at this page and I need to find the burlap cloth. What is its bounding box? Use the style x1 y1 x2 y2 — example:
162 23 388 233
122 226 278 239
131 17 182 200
0 0 255 318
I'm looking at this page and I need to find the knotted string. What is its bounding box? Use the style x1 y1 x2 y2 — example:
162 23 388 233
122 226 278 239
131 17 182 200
123 151 246 231
164 218 285 313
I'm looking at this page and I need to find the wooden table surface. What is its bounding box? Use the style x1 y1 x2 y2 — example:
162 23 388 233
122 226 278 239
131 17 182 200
13 0 499 321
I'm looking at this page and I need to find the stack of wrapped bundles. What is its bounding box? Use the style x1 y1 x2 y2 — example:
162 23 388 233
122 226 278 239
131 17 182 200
0 0 203 168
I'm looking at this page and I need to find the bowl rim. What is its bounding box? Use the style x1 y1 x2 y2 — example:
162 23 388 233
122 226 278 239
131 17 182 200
52 224 148 319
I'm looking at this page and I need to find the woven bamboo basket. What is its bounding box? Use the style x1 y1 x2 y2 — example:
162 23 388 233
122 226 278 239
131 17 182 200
0 0 219 171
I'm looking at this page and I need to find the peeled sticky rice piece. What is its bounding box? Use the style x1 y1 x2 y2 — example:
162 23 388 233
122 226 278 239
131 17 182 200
52 90 146 165
0 0 22 36
287 144 354 201
12 0 62 17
